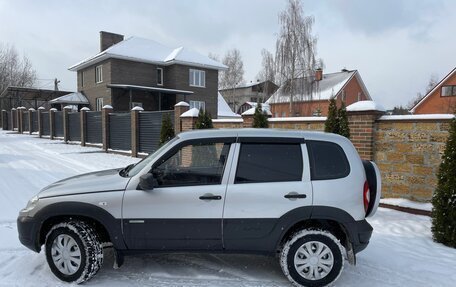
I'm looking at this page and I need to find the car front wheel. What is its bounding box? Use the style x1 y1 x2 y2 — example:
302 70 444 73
280 229 344 287
45 220 103 283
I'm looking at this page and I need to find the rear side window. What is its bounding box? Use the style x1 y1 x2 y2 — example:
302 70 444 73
235 143 303 184
307 140 350 180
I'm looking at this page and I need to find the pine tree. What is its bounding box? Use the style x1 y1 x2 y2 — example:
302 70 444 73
338 101 350 138
432 114 456 248
159 113 174 146
195 109 213 129
253 103 269 128
325 98 339 134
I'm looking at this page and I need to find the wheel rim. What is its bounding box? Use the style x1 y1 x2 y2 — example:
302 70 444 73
51 234 82 275
294 241 334 280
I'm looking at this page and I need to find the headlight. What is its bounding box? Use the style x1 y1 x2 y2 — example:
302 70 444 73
22 195 39 213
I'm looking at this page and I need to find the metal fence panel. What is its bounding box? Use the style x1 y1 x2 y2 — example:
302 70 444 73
22 112 29 131
109 113 131 151
6 112 11 130
31 112 38 132
86 112 102 144
54 111 64 137
138 110 174 154
41 112 50 136
12 111 17 130
68 113 81 141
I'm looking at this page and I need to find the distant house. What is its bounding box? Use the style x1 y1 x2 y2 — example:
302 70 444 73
69 31 227 116
410 67 456 114
267 69 371 117
219 80 278 114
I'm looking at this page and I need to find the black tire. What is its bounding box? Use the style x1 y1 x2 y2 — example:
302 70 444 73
45 220 103 284
280 230 344 287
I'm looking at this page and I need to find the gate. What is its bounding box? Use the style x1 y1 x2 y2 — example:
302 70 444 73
109 113 131 151
86 111 102 144
31 112 38 132
41 112 50 136
68 112 81 141
54 111 64 137
138 110 174 154
22 112 29 132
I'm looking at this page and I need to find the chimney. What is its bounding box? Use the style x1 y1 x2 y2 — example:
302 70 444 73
100 31 124 52
315 68 323 81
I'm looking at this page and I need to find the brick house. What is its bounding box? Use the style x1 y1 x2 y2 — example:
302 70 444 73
410 67 456 114
219 80 278 114
267 69 371 117
69 31 226 115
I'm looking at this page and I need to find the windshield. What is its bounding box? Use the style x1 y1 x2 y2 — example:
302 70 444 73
126 137 179 177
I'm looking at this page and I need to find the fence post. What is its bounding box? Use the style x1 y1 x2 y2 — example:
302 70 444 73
37 107 45 138
49 108 57 140
180 107 199 132
63 106 71 143
80 107 89 146
130 106 143 157
102 105 113 151
174 101 190 134
28 108 34 135
1 110 7 130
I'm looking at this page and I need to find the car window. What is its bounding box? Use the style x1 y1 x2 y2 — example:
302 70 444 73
307 140 350 180
235 143 303 184
152 140 231 187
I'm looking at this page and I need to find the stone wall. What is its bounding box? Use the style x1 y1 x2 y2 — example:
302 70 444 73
374 118 451 201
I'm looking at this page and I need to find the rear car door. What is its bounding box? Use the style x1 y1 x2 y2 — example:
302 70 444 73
222 137 313 252
122 137 235 250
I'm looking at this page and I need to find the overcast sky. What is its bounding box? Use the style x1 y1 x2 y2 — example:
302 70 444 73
1 0 455 109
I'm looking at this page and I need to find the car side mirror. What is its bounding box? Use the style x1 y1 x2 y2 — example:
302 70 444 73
138 173 157 191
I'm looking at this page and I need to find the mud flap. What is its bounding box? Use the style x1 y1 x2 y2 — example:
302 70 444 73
113 249 124 269
346 236 357 266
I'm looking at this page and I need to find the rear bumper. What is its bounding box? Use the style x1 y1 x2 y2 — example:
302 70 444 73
345 219 373 254
17 214 41 253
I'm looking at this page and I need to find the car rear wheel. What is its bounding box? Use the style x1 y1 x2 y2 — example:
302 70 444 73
280 229 344 287
45 220 103 283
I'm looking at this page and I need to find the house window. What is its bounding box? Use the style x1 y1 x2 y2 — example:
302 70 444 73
282 112 286 117
357 92 362 101
189 69 205 87
96 97 104 111
190 100 205 111
442 85 456 97
95 65 103 83
157 68 163 86
80 71 84 87
341 90 346 102
131 102 143 109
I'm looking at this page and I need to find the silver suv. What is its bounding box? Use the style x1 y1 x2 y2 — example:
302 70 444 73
18 129 381 286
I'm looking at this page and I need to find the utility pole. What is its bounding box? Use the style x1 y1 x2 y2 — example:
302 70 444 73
54 78 60 91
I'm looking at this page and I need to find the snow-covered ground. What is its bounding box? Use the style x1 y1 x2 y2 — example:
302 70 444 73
0 131 455 287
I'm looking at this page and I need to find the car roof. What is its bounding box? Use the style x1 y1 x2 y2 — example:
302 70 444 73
178 128 347 143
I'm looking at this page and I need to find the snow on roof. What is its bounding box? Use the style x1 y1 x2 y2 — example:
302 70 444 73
175 101 190 107
346 100 386 112
217 92 241 119
379 114 454 121
241 105 272 116
266 70 371 104
49 92 89 104
69 36 227 71
180 107 200 118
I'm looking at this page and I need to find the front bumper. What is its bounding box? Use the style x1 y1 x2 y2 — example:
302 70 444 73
17 214 41 253
345 219 373 254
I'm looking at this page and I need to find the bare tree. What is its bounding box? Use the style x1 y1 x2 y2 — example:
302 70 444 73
257 49 276 102
274 0 321 114
0 43 37 95
208 53 223 89
220 48 245 111
408 74 439 109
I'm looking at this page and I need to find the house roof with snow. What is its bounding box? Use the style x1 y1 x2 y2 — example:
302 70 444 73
218 92 241 118
69 36 227 71
266 70 371 104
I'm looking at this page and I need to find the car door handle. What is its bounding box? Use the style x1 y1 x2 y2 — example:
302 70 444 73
199 194 222 200
284 193 307 199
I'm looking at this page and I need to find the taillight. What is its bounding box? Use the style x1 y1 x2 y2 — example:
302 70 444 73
363 181 370 213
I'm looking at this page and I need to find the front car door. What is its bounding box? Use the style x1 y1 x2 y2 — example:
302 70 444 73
122 137 236 250
223 137 313 252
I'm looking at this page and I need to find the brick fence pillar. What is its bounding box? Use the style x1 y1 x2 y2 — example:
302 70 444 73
63 106 71 143
131 106 143 157
28 108 34 135
37 107 45 137
1 110 7 130
180 107 199 131
80 107 90 146
174 101 190 134
346 101 385 161
102 105 113 151
49 108 57 140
